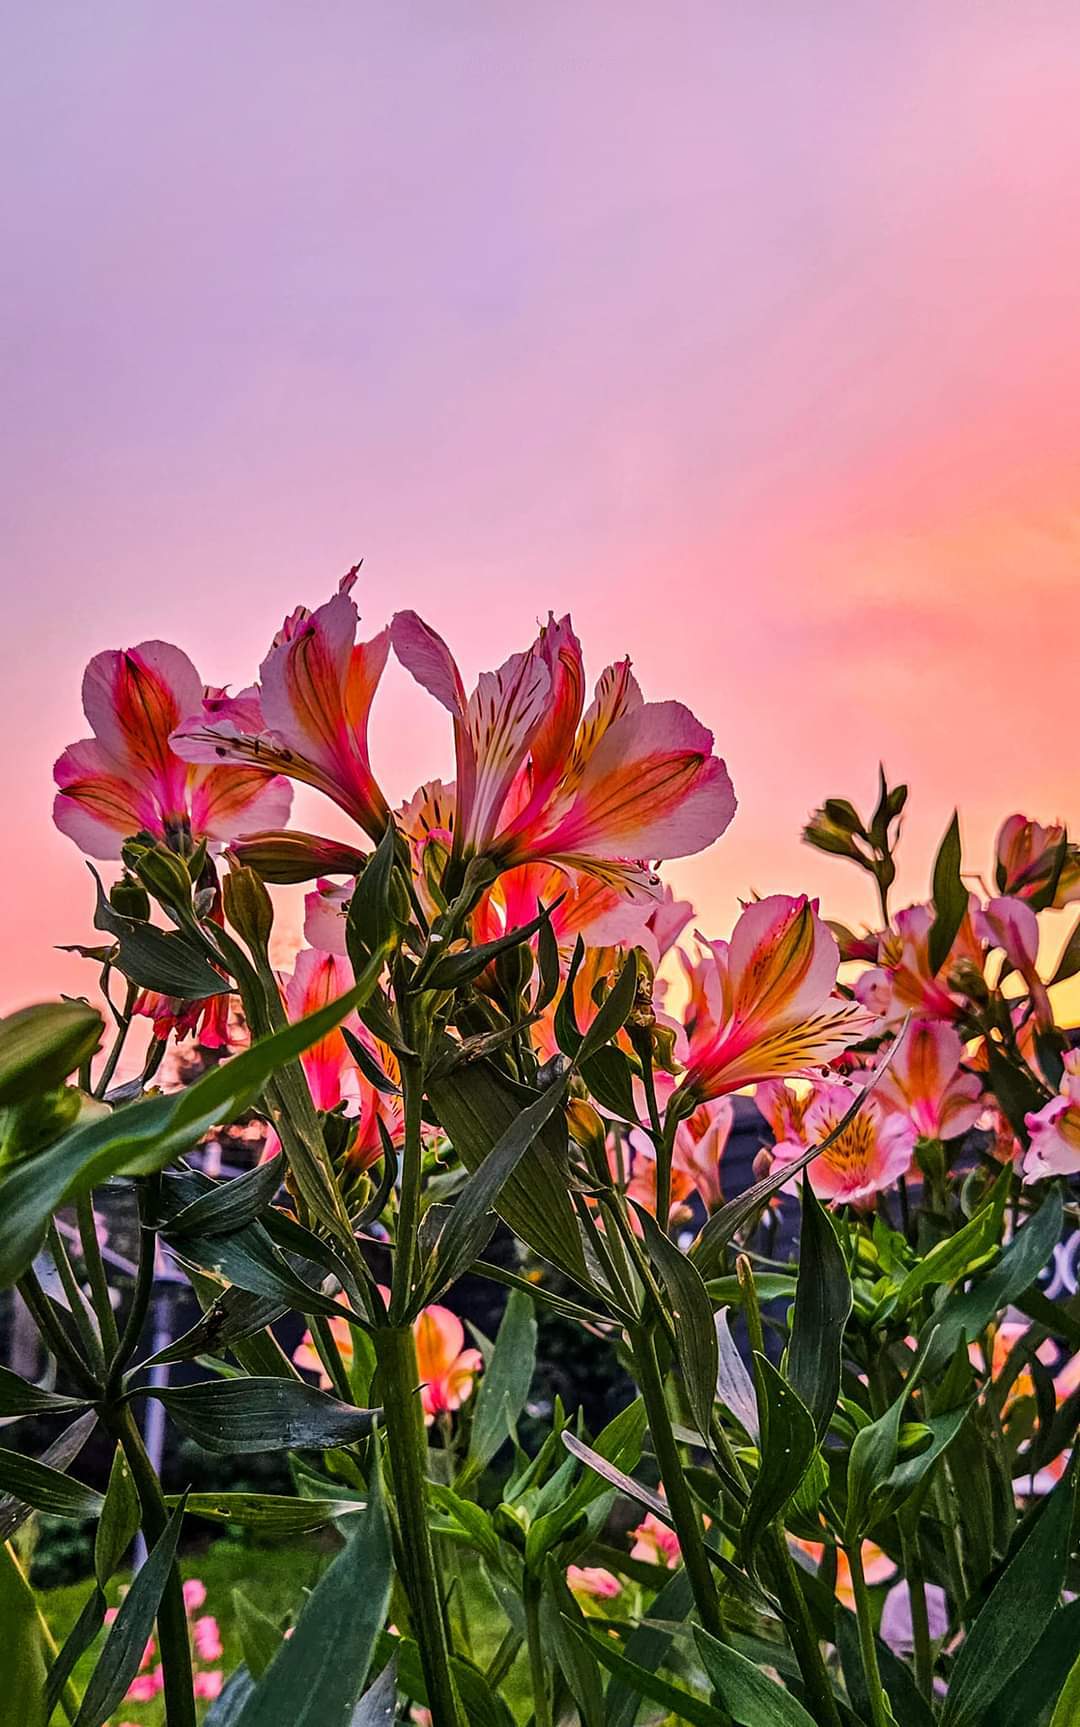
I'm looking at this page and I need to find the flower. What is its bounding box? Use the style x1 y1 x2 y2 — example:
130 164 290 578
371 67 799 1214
854 901 984 1029
872 1019 983 1142
294 1313 356 1382
996 814 1080 906
194 1670 225 1700
182 1579 207 1613
979 896 1053 1030
1023 1049 1080 1181
755 1079 813 1145
629 1511 681 1569
132 987 234 1051
54 641 291 859
881 1579 950 1653
414 1303 483 1422
391 610 735 891
171 572 390 840
676 896 872 1105
125 1668 164 1702
670 1096 735 1212
769 1081 916 1208
566 1565 622 1600
193 1615 223 1662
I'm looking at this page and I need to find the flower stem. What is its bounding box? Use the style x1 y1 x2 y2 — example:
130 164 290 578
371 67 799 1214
630 1323 726 1643
523 1572 552 1727
109 1406 196 1727
374 1323 463 1727
846 1539 891 1727
766 1529 843 1727
900 1529 934 1699
76 1191 120 1357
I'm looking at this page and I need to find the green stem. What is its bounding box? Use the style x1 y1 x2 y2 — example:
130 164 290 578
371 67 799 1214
766 1530 843 1727
524 1572 552 1727
846 1540 890 1727
900 1529 933 1700
374 1324 463 1727
484 1624 523 1690
76 1192 120 1357
390 1054 425 1320
630 1324 725 1642
94 982 137 1098
109 1176 159 1392
47 1221 106 1377
17 1269 100 1398
110 1406 196 1727
309 1314 353 1404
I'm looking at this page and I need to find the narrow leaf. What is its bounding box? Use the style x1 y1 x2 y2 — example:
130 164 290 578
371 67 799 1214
928 812 966 976
695 1627 817 1726
0 1446 103 1518
635 1203 719 1446
787 1180 852 1441
74 1497 186 1727
0 1363 88 1417
144 1378 379 1453
564 1618 727 1727
743 1357 817 1557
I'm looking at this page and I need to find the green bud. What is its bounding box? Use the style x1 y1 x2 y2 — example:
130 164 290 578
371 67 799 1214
223 864 274 952
109 875 151 921
0 1001 104 1107
123 839 194 914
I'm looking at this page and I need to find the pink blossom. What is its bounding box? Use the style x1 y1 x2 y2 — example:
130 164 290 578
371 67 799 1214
770 1081 916 1208
670 1096 735 1212
194 1669 224 1699
1023 1049 1080 1181
193 1615 223 1661
873 1019 983 1142
676 896 872 1105
980 896 1053 1030
995 813 1080 907
172 572 390 841
182 1578 207 1613
566 1565 622 1599
414 1303 483 1423
54 641 291 860
125 1667 163 1702
391 610 735 892
629 1511 681 1569
854 901 984 1029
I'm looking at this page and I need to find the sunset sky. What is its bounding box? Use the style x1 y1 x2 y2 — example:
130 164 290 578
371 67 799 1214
3 4 1080 1012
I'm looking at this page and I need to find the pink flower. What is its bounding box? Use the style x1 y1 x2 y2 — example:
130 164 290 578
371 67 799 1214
182 1578 207 1613
629 1511 681 1569
54 641 291 860
132 987 234 1051
670 1096 735 1212
873 1019 983 1142
391 610 735 891
193 1615 223 1661
980 896 1053 1030
996 814 1080 907
755 1079 813 1145
566 1565 622 1600
414 1303 483 1423
294 1313 355 1384
1023 1049 1080 1181
676 896 872 1105
171 572 390 841
125 1667 164 1702
194 1669 224 1700
854 901 984 1029
770 1081 916 1208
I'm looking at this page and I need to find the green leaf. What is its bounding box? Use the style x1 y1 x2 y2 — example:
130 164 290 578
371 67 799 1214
142 1284 289 1368
143 1378 379 1453
987 1598 1080 1727
846 1379 906 1541
0 1445 103 1518
74 1496 186 1727
234 1460 391 1727
635 1203 719 1446
743 1356 817 1558
352 1662 398 1726
0 966 383 1287
0 1001 104 1106
547 1564 606 1727
695 1627 817 1726
876 1405 971 1523
420 899 559 990
0 1411 97 1543
564 1618 727 1727
233 1589 284 1681
180 1491 367 1534
528 1400 647 1564
941 1467 1076 1727
604 1569 695 1727
0 1363 88 1417
204 1667 256 1725
165 1218 353 1322
894 1192 1002 1310
462 1288 537 1480
835 1610 933 1727
46 1585 107 1723
928 811 966 976
921 1187 1064 1375
94 1446 139 1586
427 1058 590 1289
163 1154 284 1237
375 1635 513 1727
344 820 400 968
416 1071 573 1308
787 1180 852 1441
93 869 231 997
1050 1639 1080 1727
0 1539 48 1727
576 952 640 1063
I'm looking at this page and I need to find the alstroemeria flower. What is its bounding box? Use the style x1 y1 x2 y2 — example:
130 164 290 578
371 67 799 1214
996 813 1080 907
566 1566 622 1601
754 1078 813 1145
629 1510 681 1569
979 896 1053 1030
873 1019 983 1142
278 948 400 1166
414 1303 483 1422
54 641 291 860
854 901 985 1029
1023 1049 1080 1181
171 573 390 840
391 610 735 891
670 1095 735 1212
769 1080 916 1208
132 988 234 1051
791 1539 894 1611
676 896 872 1106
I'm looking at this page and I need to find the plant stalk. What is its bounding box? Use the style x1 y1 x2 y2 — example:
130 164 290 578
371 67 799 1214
900 1529 933 1699
846 1539 891 1727
110 1405 196 1727
374 1323 463 1727
523 1572 552 1727
630 1323 726 1642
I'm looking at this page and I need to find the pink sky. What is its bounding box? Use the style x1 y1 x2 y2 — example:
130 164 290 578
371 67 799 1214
3 5 1080 1011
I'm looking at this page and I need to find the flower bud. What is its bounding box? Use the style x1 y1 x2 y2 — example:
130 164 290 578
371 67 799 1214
109 875 150 921
230 830 367 885
0 1002 104 1107
223 864 274 952
122 839 194 915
